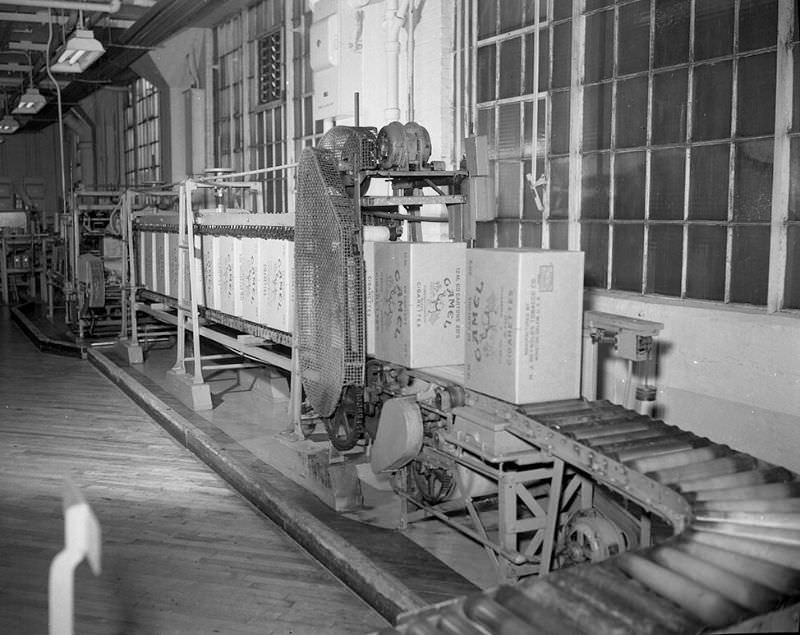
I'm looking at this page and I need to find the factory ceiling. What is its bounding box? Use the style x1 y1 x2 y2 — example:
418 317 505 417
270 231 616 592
0 0 229 132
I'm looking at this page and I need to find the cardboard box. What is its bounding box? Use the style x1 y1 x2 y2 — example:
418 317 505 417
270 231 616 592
374 241 466 368
154 232 166 295
465 248 584 405
217 235 240 316
239 236 260 323
258 239 294 333
363 239 387 357
201 234 217 309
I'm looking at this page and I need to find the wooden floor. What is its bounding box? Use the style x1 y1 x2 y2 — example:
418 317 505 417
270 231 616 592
0 307 387 634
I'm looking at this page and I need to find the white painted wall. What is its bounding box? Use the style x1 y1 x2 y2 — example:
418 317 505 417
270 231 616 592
588 291 800 473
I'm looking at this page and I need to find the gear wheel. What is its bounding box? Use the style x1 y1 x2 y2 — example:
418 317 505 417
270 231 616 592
411 460 456 505
324 384 365 451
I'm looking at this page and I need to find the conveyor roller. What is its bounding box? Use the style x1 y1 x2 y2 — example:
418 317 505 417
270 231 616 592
382 400 800 634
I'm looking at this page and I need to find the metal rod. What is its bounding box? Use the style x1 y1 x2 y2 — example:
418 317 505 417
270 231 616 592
394 490 527 565
363 211 448 222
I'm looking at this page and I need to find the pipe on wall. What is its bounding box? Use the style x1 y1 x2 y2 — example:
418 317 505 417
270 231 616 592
383 0 408 123
0 0 121 13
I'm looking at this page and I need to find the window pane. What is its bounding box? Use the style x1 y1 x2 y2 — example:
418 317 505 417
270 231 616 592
652 69 688 145
583 82 612 150
618 0 650 76
737 53 776 138
612 224 644 291
498 102 521 156
500 0 523 33
647 225 683 295
790 137 800 220
525 31 550 94
525 0 547 24
478 0 497 39
785 225 800 308
733 139 774 222
694 0 733 60
523 99 546 158
730 225 770 305
551 90 570 155
586 0 614 9
499 37 523 99
476 221 496 247
550 156 570 219
693 61 732 141
582 153 611 218
497 161 521 218
550 222 569 249
614 151 646 220
686 225 727 301
554 1 572 21
654 0 690 68
552 22 572 89
477 108 495 153
523 157 545 220
616 76 648 148
585 10 614 83
582 223 609 287
794 46 800 132
497 221 520 247
521 222 543 248
739 0 778 52
477 45 496 102
650 148 686 220
689 144 730 220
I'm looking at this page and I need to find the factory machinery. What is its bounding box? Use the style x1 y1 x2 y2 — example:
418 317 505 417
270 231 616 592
127 125 800 634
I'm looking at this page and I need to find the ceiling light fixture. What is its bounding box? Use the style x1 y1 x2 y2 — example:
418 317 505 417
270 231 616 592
0 92 19 134
50 29 105 73
0 115 20 134
13 87 47 114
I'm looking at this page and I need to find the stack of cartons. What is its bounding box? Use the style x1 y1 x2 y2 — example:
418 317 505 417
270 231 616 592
374 241 466 368
464 248 584 404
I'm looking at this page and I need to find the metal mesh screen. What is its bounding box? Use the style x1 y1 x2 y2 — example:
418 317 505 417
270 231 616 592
317 126 377 174
295 147 365 418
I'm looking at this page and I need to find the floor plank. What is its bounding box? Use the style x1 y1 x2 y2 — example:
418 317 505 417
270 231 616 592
0 308 387 634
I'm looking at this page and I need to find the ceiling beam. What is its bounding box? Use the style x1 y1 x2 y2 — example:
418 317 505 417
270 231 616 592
0 11 69 24
0 63 32 72
9 41 49 52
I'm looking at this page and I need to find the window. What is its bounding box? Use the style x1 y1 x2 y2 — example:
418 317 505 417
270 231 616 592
214 0 316 214
470 0 559 249
580 0 779 305
213 14 244 172
464 0 797 311
123 78 160 186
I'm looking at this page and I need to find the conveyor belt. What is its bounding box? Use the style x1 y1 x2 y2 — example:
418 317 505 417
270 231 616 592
383 399 800 634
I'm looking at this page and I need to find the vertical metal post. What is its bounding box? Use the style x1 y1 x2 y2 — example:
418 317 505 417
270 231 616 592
497 473 517 581
171 182 188 374
126 192 140 348
185 180 205 386
540 457 565 574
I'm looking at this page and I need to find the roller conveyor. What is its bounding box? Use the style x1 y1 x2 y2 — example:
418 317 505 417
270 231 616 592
383 399 800 634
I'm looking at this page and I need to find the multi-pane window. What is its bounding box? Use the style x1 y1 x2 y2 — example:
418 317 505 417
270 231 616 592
581 0 780 305
472 0 557 250
123 78 160 186
467 0 797 311
213 15 244 172
248 1 286 213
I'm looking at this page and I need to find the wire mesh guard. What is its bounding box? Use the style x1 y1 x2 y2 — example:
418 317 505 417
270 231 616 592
295 146 366 418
